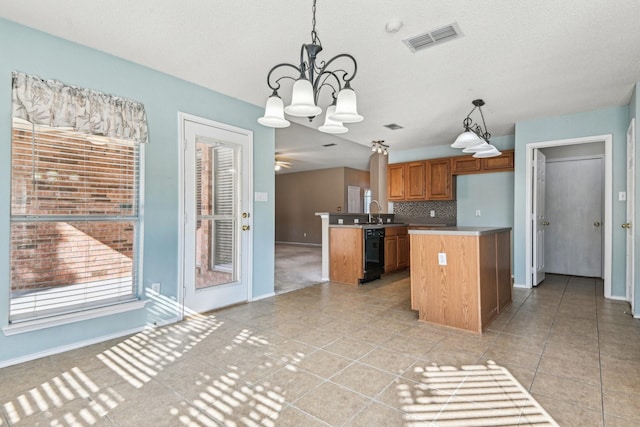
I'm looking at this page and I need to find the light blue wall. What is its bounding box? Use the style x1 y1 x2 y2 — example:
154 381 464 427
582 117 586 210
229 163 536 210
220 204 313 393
457 172 514 227
0 19 275 363
513 106 629 295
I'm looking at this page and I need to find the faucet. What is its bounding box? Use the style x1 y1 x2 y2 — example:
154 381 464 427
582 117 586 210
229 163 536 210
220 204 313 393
369 200 382 223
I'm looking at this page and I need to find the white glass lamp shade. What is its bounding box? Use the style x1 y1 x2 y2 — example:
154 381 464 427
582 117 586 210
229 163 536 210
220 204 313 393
258 95 290 128
284 79 322 117
451 131 484 149
318 105 348 134
473 145 502 158
330 87 364 123
462 142 493 153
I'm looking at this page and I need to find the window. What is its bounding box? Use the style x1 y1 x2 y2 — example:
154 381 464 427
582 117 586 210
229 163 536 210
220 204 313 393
9 72 148 324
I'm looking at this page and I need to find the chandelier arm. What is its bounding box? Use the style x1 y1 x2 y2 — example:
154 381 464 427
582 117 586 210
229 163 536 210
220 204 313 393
266 62 304 91
316 53 358 84
313 69 342 101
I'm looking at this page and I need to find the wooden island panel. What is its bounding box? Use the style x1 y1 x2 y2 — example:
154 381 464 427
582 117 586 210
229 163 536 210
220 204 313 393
410 234 480 331
329 227 363 285
410 228 511 333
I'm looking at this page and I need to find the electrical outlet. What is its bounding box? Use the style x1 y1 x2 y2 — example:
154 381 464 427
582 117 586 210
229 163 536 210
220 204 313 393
475 210 481 217
151 283 160 293
430 210 435 217
338 218 344 224
438 253 447 266
303 232 307 237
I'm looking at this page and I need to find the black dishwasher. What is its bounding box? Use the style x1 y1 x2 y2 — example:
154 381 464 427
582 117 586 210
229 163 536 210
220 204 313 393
361 228 385 283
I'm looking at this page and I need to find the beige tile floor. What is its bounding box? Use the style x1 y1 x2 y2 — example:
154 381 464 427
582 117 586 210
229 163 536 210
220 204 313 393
1 272 639 426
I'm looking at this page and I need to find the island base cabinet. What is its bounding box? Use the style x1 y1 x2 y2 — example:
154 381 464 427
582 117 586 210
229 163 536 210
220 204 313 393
329 228 363 285
410 230 511 333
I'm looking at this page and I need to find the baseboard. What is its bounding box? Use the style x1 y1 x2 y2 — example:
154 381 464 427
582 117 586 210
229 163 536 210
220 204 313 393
275 241 321 247
513 283 529 289
252 292 276 301
606 294 628 302
0 325 147 369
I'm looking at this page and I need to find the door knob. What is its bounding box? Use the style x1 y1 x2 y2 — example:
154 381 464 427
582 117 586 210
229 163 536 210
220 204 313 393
622 223 631 229
594 221 601 227
542 221 550 226
242 225 250 231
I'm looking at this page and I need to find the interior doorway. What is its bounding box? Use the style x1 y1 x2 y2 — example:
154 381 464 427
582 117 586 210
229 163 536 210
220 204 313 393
524 134 612 297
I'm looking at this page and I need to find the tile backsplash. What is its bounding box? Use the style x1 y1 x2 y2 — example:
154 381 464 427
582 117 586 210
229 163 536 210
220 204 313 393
392 201 456 224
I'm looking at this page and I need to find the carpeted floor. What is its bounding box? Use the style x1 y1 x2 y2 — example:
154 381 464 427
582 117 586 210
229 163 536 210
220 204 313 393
275 243 325 294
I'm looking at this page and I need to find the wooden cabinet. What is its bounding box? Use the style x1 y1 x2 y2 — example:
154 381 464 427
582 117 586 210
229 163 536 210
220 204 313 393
329 227 363 285
397 234 409 268
451 150 515 175
410 229 511 333
388 151 513 201
426 158 455 200
384 236 398 272
387 160 452 201
383 226 409 273
387 163 406 200
482 150 514 171
452 156 481 174
387 162 426 201
406 162 427 199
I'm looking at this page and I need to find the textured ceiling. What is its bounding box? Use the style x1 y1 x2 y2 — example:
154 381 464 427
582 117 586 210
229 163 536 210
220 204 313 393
2 0 640 173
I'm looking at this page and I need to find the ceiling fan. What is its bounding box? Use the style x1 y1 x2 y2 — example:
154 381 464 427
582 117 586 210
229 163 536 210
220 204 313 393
274 158 292 172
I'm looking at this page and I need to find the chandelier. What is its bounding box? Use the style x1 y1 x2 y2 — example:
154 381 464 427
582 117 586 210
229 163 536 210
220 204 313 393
257 0 363 134
450 99 501 158
371 140 388 155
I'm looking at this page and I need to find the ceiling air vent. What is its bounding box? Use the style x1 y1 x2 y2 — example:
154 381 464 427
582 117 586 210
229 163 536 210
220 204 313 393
403 22 463 53
384 123 404 130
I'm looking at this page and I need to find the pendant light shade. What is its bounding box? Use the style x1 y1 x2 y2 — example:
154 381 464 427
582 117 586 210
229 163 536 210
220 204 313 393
473 146 502 158
451 131 483 149
284 79 323 117
258 94 291 128
318 105 348 134
462 142 494 153
330 86 363 123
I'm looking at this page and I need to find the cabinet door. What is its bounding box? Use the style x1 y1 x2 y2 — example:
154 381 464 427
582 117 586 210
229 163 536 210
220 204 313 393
384 236 398 272
482 150 514 171
387 164 406 200
397 234 409 268
452 155 481 174
406 162 427 200
426 158 455 200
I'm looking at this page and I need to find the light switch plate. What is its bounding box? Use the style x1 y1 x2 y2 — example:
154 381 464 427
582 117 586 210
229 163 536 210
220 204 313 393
254 192 268 202
619 191 627 201
438 253 447 265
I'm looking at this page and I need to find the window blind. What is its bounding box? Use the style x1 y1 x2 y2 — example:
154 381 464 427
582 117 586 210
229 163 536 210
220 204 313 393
10 121 141 323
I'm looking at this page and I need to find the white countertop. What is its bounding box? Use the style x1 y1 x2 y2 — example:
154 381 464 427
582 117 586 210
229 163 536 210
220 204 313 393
409 226 511 236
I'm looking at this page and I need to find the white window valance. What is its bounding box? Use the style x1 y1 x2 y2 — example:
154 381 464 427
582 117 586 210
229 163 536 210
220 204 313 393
12 71 149 143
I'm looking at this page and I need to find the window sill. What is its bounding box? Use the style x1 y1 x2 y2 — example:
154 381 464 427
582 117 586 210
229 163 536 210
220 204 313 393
2 300 148 336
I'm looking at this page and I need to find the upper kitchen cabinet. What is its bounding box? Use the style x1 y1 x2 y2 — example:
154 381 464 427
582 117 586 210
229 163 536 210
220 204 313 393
406 162 427 200
387 163 406 200
387 161 427 201
452 150 515 175
426 158 455 200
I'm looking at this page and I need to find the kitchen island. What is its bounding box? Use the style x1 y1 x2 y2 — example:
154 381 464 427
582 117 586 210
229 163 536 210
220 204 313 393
409 227 511 333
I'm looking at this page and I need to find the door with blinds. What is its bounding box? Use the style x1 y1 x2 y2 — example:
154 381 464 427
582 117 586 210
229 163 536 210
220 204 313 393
182 115 252 314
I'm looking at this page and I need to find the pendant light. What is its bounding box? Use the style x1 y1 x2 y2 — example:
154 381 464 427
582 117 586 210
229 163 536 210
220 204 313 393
451 99 501 157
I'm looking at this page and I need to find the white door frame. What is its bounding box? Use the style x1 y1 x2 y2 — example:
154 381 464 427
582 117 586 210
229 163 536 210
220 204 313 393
626 118 635 314
524 134 612 297
177 112 253 318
